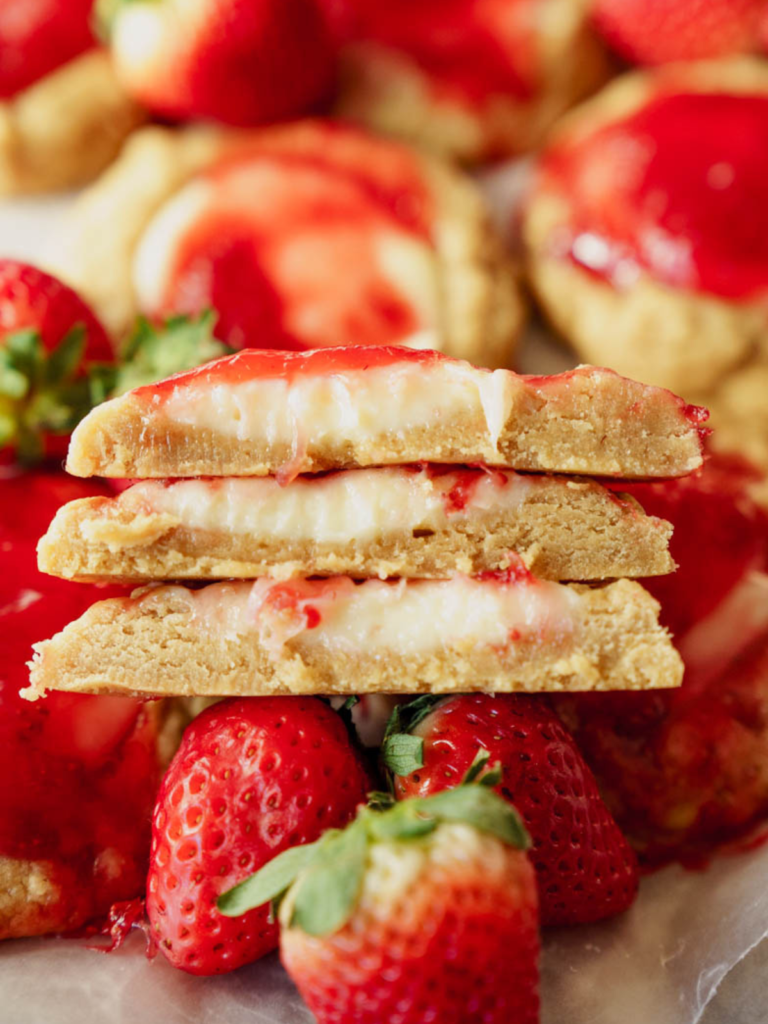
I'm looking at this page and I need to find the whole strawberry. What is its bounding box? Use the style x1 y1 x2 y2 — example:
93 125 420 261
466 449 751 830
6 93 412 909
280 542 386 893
146 696 370 975
100 0 337 126
0 260 113 464
592 0 764 64
220 785 539 1024
0 0 97 99
384 693 638 926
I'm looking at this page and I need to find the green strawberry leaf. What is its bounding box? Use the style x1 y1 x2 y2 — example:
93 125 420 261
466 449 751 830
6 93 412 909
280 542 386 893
414 786 530 850
288 819 368 937
110 311 231 396
381 732 424 776
217 837 327 918
382 695 444 746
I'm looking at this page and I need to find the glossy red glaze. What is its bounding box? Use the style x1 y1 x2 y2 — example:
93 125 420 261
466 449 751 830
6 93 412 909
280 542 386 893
543 92 768 300
156 129 435 351
0 469 160 928
347 0 536 104
134 344 447 399
0 0 96 99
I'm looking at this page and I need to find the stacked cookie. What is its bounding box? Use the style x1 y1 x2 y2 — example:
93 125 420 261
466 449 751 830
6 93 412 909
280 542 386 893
28 346 705 701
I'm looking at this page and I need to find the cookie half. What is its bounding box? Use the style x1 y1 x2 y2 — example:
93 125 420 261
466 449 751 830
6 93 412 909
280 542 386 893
38 467 674 583
65 347 707 481
27 576 682 700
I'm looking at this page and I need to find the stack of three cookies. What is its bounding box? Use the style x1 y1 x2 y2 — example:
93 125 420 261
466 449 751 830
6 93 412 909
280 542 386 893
28 347 704 702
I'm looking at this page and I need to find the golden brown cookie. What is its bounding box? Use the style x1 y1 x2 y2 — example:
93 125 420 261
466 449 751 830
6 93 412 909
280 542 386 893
0 49 144 195
27 576 682 700
523 58 768 397
64 349 707 481
37 466 675 583
43 120 523 367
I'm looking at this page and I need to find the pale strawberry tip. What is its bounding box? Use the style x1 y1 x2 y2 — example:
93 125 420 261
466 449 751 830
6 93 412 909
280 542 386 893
217 783 530 935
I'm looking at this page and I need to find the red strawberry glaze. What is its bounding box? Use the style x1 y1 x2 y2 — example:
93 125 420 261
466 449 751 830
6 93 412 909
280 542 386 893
0 469 160 930
346 0 536 104
542 91 768 300
132 344 446 400
154 130 435 351
0 0 97 100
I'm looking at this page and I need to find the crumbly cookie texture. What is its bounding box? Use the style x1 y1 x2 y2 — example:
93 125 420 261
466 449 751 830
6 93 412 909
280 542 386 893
336 0 609 162
38 469 674 583
64 351 706 480
42 121 523 366
524 58 768 396
0 49 145 196
27 577 682 699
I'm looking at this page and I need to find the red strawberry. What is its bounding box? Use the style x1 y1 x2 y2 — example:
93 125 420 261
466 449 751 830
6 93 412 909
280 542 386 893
592 0 764 65
100 0 337 126
219 784 539 1024
146 696 370 975
557 452 768 864
0 468 159 936
0 261 113 464
384 693 638 925
0 0 97 99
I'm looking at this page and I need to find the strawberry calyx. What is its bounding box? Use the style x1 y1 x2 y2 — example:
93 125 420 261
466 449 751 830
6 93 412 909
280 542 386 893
0 325 94 464
380 694 445 776
218 779 529 936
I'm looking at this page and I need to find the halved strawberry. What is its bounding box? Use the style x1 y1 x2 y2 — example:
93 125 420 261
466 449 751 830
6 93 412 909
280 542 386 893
383 693 639 926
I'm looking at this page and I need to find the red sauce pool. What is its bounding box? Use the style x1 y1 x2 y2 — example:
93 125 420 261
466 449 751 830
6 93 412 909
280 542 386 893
543 92 768 300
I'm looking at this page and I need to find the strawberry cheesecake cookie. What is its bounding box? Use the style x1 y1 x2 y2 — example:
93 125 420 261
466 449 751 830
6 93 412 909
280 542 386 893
0 0 144 194
37 466 675 584
334 0 609 162
0 469 171 938
27 571 682 699
42 121 523 366
523 58 768 398
63 348 707 480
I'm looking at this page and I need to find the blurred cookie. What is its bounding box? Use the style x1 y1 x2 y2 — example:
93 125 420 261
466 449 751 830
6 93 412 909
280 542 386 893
43 121 524 367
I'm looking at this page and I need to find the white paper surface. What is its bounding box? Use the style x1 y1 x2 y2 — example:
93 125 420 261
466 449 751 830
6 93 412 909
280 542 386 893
1 173 766 1024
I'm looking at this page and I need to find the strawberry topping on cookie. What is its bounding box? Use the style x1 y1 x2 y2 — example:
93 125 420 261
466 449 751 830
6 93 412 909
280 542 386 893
344 0 536 105
0 469 159 934
133 125 437 351
0 0 98 99
542 90 768 300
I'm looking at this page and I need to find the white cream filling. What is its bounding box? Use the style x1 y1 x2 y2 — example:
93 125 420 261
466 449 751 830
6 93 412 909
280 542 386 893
160 360 519 455
119 469 532 544
158 575 580 656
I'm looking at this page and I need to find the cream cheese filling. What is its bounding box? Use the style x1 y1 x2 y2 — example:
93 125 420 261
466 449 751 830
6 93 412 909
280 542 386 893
144 575 580 657
113 469 533 545
159 360 519 455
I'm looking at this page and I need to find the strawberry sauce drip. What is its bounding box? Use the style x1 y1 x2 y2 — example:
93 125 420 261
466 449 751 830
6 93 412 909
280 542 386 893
0 469 161 929
348 0 536 104
157 130 435 351
543 92 768 300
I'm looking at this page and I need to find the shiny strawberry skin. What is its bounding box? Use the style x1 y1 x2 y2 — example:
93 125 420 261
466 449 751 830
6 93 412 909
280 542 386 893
108 0 337 126
394 693 639 925
146 696 370 975
0 260 112 361
592 0 764 64
0 0 97 99
281 822 540 1024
